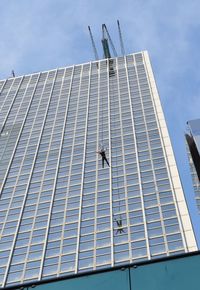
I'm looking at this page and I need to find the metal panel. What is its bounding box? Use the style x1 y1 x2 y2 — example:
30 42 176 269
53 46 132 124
35 268 129 290
130 254 199 290
4 252 200 290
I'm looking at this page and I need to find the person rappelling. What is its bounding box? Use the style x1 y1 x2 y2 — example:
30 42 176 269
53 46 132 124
97 146 110 168
115 217 125 234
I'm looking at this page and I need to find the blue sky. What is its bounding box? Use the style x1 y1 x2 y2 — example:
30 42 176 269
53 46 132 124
0 0 200 244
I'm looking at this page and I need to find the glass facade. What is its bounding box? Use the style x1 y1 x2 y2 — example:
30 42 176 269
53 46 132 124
0 51 197 288
186 119 200 213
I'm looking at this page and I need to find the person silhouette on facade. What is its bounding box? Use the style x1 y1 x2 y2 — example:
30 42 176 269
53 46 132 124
97 147 110 168
115 217 125 234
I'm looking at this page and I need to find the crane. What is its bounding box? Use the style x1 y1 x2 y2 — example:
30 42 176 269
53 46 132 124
117 20 125 55
88 22 125 75
102 24 117 58
101 24 117 76
88 26 99 62
88 22 126 59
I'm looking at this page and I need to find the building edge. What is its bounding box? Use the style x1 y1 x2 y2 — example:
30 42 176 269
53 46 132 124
142 50 198 252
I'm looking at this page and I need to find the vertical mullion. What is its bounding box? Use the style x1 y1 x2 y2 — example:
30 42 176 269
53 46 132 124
142 52 188 252
12 77 32 125
0 74 36 238
59 66 82 274
3 70 58 286
1 72 42 287
0 79 15 126
56 66 75 275
38 68 71 279
125 55 151 260
18 70 58 281
0 79 6 92
20 70 62 280
22 69 57 280
0 74 40 196
12 76 32 126
75 63 91 272
0 77 23 133
108 62 114 267
116 57 132 262
0 80 8 112
135 54 169 257
94 62 100 269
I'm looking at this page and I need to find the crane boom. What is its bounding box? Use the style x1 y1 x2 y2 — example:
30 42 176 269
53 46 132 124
88 26 99 61
117 20 125 55
102 24 117 58
101 38 111 59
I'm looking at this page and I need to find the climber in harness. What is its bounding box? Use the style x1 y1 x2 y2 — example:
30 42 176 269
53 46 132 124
97 146 110 168
115 217 125 234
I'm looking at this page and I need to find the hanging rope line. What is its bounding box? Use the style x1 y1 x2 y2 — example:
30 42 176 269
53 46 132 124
110 65 124 235
96 62 111 169
101 75 104 147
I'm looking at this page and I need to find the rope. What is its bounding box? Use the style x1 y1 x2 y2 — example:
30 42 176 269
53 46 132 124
110 67 122 231
101 80 104 147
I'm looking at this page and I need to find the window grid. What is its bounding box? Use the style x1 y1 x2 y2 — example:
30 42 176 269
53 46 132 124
76 63 92 272
0 74 38 239
142 55 188 252
0 80 11 113
125 54 151 260
1 73 42 287
0 53 195 287
4 70 58 286
114 58 132 262
0 77 23 132
93 62 101 269
107 61 114 267
39 68 72 280
134 56 169 257
55 67 75 275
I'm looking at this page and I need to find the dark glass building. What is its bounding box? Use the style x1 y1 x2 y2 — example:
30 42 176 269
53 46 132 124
185 119 200 213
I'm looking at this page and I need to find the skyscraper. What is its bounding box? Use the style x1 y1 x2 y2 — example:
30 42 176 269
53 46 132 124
185 119 200 213
0 51 197 288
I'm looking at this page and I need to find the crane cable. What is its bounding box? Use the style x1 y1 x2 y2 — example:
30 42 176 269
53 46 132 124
110 64 123 234
100 70 104 149
101 75 104 147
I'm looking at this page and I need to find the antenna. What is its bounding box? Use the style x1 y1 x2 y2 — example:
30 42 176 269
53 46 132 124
88 26 99 61
117 20 125 55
